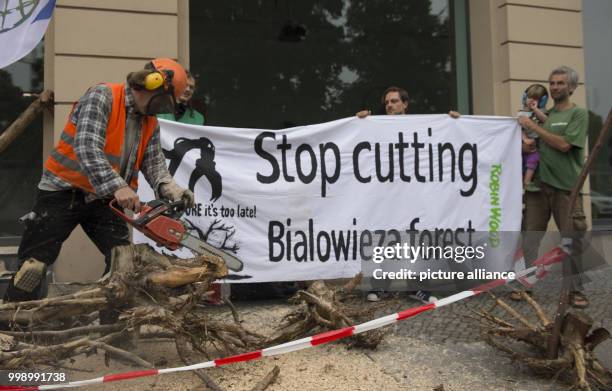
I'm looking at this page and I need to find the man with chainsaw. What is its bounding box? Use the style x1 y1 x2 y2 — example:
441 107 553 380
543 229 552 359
4 58 195 302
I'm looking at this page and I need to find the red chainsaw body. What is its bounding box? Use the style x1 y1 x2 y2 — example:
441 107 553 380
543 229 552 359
141 214 185 250
110 200 186 251
110 199 245 272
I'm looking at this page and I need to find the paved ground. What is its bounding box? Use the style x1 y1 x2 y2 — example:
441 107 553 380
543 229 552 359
390 263 612 358
364 256 612 390
228 258 612 390
16 243 612 390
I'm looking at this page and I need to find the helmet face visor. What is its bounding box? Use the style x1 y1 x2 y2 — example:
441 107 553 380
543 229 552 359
145 89 176 115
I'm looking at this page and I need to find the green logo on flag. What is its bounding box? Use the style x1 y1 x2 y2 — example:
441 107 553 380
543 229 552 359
0 0 40 34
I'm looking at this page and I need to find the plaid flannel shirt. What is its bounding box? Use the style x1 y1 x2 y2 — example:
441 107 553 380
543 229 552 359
40 85 173 198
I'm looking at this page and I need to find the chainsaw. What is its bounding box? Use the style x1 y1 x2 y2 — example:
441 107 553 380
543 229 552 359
109 199 243 272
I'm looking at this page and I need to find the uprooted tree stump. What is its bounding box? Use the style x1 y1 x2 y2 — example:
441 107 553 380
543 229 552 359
0 243 265 377
268 273 389 349
475 291 612 391
0 246 390 389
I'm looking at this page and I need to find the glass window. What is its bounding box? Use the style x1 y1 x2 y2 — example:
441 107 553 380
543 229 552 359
0 43 43 240
582 0 612 229
189 0 468 129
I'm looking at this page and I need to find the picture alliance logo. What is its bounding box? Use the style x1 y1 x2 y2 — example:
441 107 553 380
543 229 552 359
163 136 223 201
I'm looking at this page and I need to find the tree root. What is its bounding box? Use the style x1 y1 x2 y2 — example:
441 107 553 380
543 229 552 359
477 293 612 390
0 244 255 372
269 274 389 349
250 365 280 391
0 246 389 386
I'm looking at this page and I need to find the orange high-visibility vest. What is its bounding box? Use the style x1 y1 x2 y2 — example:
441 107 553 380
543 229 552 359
44 83 158 194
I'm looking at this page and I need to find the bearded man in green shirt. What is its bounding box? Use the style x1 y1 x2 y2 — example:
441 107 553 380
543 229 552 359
517 66 589 308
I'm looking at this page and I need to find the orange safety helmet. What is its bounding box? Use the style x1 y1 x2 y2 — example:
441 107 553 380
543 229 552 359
146 58 188 99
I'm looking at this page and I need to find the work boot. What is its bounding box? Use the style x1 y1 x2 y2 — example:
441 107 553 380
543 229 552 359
3 258 47 303
14 258 46 292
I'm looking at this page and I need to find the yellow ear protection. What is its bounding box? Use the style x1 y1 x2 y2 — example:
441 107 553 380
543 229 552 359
144 72 165 91
141 65 178 115
143 61 175 93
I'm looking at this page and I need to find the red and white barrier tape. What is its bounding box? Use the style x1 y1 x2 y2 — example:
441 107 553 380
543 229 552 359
0 247 567 391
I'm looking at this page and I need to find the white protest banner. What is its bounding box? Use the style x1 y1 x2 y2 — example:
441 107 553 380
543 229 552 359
135 115 522 284
0 0 55 69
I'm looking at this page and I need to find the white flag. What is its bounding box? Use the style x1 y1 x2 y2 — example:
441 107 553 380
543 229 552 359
0 0 55 69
